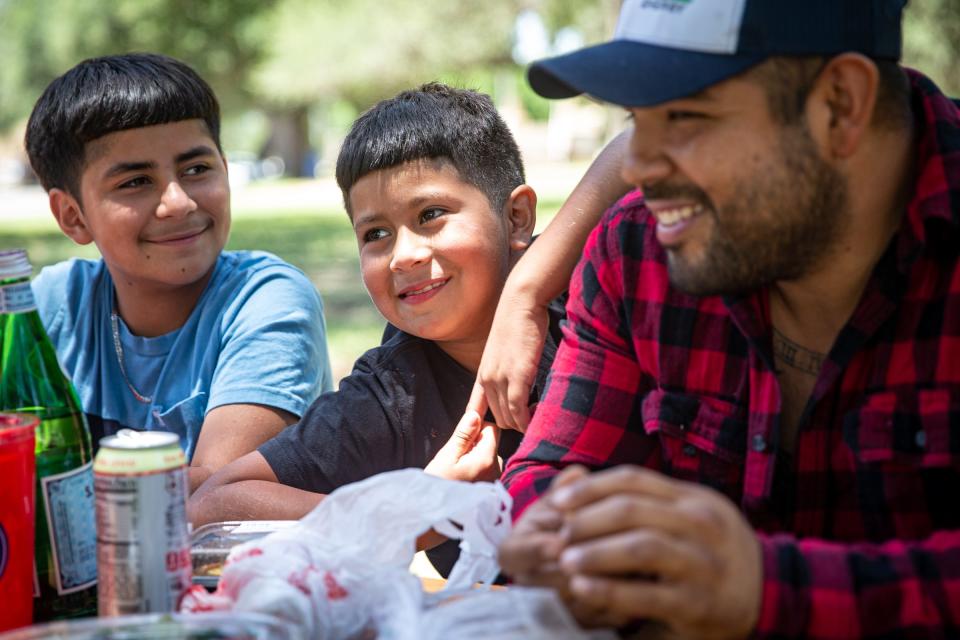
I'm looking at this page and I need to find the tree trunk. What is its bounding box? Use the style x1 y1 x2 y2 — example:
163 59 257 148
261 106 312 178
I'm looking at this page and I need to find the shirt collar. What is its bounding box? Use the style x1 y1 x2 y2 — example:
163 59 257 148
896 69 960 264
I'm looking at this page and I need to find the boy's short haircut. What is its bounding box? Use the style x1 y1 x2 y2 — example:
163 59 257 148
25 52 222 200
335 82 525 214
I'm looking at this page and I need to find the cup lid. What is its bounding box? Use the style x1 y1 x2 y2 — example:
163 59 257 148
0 413 39 443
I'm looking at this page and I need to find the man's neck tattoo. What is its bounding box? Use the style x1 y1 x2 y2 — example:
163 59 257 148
772 327 825 377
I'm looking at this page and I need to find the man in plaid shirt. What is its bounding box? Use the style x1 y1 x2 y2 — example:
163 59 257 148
498 0 960 637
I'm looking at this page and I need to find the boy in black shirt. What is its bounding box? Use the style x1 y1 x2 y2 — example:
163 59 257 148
189 83 561 571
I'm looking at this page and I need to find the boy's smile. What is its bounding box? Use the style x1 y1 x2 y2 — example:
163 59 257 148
349 159 516 362
143 221 213 245
70 120 230 301
397 277 451 303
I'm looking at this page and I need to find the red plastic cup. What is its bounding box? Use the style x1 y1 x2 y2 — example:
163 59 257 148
0 413 37 632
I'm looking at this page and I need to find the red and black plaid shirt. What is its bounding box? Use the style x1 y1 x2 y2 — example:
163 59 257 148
503 71 960 638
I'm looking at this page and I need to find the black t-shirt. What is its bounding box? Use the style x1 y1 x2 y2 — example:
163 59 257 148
258 294 566 575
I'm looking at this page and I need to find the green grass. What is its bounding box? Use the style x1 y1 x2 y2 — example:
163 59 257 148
1 200 562 380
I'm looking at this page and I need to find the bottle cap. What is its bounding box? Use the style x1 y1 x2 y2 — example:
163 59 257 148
0 249 33 280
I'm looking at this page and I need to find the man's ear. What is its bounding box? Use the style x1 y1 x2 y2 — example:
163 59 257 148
806 53 880 159
503 184 537 251
49 189 94 246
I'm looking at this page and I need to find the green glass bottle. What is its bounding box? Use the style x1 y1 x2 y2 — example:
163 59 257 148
0 249 97 620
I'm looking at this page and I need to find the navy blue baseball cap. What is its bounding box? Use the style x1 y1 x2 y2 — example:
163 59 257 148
529 0 908 107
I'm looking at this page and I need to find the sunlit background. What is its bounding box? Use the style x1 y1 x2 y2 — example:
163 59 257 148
1 0 956 380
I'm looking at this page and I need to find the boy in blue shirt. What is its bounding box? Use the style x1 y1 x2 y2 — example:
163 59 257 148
24 53 334 489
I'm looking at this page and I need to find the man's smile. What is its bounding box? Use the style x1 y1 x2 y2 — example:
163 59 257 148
650 203 704 227
646 201 706 248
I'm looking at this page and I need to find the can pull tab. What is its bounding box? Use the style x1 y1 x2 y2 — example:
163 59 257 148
116 428 142 441
102 429 180 450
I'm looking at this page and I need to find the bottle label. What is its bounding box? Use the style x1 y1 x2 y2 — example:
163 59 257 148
0 282 37 314
41 462 97 594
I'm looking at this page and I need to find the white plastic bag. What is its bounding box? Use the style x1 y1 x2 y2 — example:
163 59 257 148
419 586 617 639
182 469 612 639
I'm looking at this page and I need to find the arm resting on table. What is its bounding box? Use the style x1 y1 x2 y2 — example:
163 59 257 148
191 449 461 553
188 450 325 527
189 403 299 493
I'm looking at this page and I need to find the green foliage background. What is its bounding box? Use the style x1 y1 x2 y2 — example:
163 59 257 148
902 0 960 93
1 0 957 375
0 0 613 137
1 0 955 154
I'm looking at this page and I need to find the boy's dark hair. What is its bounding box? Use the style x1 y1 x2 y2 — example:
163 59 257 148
25 53 221 200
336 82 525 214
751 56 912 132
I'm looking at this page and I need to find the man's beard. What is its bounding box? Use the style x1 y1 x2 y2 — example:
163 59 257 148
649 123 850 297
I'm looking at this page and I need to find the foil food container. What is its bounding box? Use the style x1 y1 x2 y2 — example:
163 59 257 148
190 520 296 589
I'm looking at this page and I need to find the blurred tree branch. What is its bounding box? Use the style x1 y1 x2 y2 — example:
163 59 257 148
0 0 275 131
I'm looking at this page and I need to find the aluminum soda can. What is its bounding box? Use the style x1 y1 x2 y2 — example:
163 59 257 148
93 430 191 616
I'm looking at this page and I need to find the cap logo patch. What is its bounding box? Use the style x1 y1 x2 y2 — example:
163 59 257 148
615 0 747 54
640 0 692 14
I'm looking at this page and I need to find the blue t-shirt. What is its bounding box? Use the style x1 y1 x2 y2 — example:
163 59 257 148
32 251 333 460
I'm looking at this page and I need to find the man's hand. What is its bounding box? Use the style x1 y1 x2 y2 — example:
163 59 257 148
551 466 763 639
424 408 501 483
499 466 630 628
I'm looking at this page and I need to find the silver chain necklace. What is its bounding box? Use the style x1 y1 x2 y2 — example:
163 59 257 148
110 306 153 404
